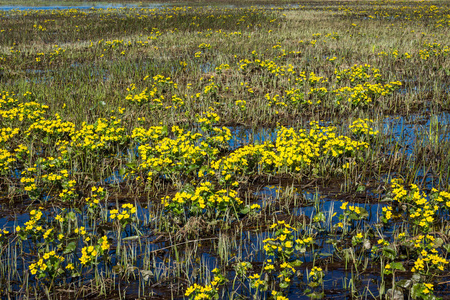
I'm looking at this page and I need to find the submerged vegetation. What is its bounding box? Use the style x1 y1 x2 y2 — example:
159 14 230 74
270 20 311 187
0 0 450 298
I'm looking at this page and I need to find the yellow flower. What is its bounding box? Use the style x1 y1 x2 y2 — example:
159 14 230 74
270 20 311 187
185 285 196 296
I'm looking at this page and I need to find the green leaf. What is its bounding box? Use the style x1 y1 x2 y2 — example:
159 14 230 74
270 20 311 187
161 125 168 135
112 265 123 274
308 292 324 299
122 235 140 241
382 246 397 260
387 288 403 300
411 283 422 299
381 197 393 202
67 211 77 221
313 212 326 222
358 207 369 218
239 207 250 215
433 238 444 248
186 164 200 174
411 273 421 283
356 185 366 192
295 246 307 253
349 213 360 221
443 244 450 253
71 271 80 277
279 282 289 289
119 168 127 176
292 259 303 267
396 279 411 289
390 262 405 271
319 253 333 257
63 241 77 254
126 162 136 169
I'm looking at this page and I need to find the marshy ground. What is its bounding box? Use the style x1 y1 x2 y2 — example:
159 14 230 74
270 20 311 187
0 0 450 299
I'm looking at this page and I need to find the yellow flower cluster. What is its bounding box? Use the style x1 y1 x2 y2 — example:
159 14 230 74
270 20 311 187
162 182 242 217
295 236 314 245
422 283 434 295
58 179 77 202
80 245 98 265
85 186 105 209
131 126 166 144
0 97 48 122
0 127 19 143
350 118 379 137
16 209 43 235
309 266 323 281
0 148 15 174
411 250 449 273
433 189 450 209
71 117 127 151
137 128 209 180
184 282 218 299
26 116 75 137
382 206 393 220
126 75 180 108
249 273 265 288
205 127 232 148
215 63 230 72
202 79 219 97
212 122 368 182
14 144 29 160
418 42 449 60
332 64 402 106
29 251 64 275
198 43 211 49
74 226 87 236
42 169 69 182
20 176 37 192
333 82 397 106
238 57 296 78
110 203 137 221
100 236 110 251
335 64 381 83
211 142 274 182
390 180 446 230
263 220 296 257
235 100 246 111
185 268 224 299
271 291 289 300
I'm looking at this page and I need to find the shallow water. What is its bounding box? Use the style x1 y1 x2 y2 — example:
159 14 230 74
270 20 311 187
382 112 450 156
228 126 277 149
1 110 449 298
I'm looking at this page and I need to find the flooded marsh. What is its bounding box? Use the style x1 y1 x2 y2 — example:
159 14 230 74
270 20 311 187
0 0 450 299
